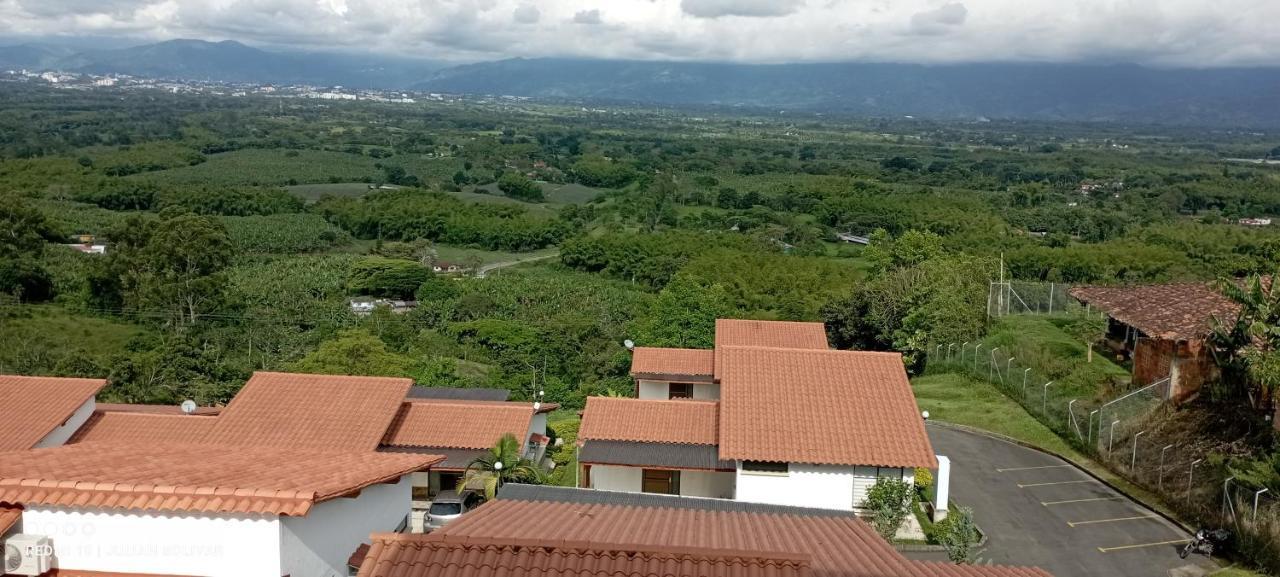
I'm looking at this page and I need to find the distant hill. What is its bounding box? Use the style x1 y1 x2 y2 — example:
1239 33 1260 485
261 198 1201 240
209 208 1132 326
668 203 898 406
0 39 441 89
415 58 1280 127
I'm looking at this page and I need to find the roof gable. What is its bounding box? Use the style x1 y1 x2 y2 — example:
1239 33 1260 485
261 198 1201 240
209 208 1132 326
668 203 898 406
68 412 216 444
0 375 105 451
0 442 439 516
382 400 535 450
717 347 935 469
205 372 412 452
579 397 718 445
630 347 715 379
714 320 828 380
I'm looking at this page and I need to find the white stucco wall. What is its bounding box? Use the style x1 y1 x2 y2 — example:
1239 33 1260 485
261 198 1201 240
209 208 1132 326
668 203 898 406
735 463 859 510
588 465 733 498
530 413 548 437
636 380 719 400
281 476 411 577
21 506 280 577
34 398 96 448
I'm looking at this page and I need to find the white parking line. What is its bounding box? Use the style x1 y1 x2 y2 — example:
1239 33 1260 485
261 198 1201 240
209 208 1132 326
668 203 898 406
1097 539 1190 553
1041 497 1125 506
1017 480 1093 488
996 465 1073 472
1067 515 1160 528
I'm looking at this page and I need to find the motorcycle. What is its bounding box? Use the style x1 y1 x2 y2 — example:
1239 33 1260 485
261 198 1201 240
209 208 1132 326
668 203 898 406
1179 528 1231 559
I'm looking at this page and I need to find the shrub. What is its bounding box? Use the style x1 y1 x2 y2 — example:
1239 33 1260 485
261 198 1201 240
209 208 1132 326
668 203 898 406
863 478 914 540
348 257 432 299
914 468 934 492
935 507 979 564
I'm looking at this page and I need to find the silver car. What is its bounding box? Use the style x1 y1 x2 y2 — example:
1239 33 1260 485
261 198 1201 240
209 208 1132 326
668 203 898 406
426 490 482 530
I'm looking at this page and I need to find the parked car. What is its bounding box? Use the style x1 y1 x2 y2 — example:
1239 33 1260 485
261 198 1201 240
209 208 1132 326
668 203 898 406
426 490 483 530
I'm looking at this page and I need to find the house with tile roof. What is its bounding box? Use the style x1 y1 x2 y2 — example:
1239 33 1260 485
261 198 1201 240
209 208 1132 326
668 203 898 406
0 371 565 577
1071 282 1247 401
578 319 946 514
354 485 1052 577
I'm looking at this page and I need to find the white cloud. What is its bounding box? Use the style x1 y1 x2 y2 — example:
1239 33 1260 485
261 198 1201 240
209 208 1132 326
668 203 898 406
680 0 803 19
572 9 602 25
0 0 1277 67
513 3 540 23
909 2 967 35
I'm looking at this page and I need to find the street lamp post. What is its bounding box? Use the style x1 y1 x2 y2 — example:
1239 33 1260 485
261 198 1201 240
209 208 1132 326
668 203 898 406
1188 459 1203 503
1131 431 1146 470
1159 444 1174 492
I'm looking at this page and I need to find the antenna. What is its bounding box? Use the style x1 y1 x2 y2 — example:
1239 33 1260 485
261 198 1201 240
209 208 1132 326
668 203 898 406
623 339 635 351
180 399 197 415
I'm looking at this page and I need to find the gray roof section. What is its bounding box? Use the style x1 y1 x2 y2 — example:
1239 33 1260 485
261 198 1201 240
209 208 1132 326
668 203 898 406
381 446 489 470
497 484 855 518
579 440 734 470
406 387 510 401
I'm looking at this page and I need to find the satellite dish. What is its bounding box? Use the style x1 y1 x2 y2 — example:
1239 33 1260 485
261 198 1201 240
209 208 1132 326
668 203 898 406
180 400 197 415
623 339 635 350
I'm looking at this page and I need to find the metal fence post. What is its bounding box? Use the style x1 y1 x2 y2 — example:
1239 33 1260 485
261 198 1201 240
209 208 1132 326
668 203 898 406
1256 488 1270 523
1188 459 1203 503
1068 399 1078 436
989 348 999 381
1022 368 1030 397
1223 477 1236 518
947 343 955 361
1088 410 1099 446
960 341 969 363
1042 381 1054 414
1159 444 1173 492
1107 419 1119 453
1131 431 1145 470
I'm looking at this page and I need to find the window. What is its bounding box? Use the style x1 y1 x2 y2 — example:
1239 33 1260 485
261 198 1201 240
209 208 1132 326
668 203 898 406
642 469 681 494
742 461 789 475
668 383 693 399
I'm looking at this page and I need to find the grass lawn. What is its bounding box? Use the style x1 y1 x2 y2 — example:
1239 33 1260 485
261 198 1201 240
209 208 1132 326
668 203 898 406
285 182 384 201
0 306 151 374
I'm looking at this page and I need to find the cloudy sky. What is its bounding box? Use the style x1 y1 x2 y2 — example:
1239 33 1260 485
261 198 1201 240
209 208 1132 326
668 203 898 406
1 0 1277 67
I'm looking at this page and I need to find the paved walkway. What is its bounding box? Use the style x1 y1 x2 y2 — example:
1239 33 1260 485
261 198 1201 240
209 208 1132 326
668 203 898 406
907 423 1216 577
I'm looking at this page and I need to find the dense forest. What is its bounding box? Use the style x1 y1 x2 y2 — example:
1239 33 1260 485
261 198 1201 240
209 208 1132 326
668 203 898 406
2 83 1279 410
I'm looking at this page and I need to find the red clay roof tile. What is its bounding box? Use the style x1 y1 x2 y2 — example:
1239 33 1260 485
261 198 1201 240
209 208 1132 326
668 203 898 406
382 400 535 450
420 499 1049 577
579 397 718 445
714 320 828 380
0 504 20 535
0 375 105 451
630 347 715 378
67 412 216 444
717 347 935 469
94 402 222 416
356 532 811 577
204 371 412 452
0 442 440 516
1070 283 1241 340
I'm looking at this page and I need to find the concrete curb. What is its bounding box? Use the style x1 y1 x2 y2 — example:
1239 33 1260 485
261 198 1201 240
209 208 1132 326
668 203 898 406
926 420 1195 536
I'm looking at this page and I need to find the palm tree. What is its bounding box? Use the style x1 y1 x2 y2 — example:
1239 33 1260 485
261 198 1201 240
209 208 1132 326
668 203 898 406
459 433 544 500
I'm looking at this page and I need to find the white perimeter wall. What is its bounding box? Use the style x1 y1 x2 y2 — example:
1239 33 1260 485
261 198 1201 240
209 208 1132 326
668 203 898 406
636 380 719 400
588 465 733 498
281 476 411 577
22 506 280 577
734 464 913 511
34 398 96 448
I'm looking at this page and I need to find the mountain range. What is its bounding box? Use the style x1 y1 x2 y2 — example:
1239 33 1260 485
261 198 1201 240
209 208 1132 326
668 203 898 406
4 39 1280 127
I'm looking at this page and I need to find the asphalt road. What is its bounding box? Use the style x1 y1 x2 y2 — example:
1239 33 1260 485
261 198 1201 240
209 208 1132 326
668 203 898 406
910 423 1215 577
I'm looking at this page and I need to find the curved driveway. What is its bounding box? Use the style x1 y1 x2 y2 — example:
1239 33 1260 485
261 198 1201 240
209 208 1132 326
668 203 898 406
910 423 1215 577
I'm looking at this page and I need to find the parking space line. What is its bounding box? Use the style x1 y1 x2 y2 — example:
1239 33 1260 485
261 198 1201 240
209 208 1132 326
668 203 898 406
1041 496 1125 506
996 465 1073 472
1097 539 1190 553
1017 480 1093 488
1067 515 1160 528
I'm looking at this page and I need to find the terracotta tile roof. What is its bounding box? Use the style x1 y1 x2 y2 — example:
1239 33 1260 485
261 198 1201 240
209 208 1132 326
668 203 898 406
579 397 718 445
356 532 811 577
0 375 105 451
422 498 1050 577
630 347 715 378
717 348 935 469
95 402 222 416
204 371 412 451
1070 283 1241 340
67 412 217 444
715 320 828 380
0 504 19 535
0 442 440 516
382 400 535 450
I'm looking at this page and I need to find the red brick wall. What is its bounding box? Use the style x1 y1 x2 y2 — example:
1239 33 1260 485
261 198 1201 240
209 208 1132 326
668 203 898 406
1133 338 1215 401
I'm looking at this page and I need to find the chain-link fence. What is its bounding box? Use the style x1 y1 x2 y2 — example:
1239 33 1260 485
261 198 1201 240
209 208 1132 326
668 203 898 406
927 335 1280 573
987 281 1086 317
